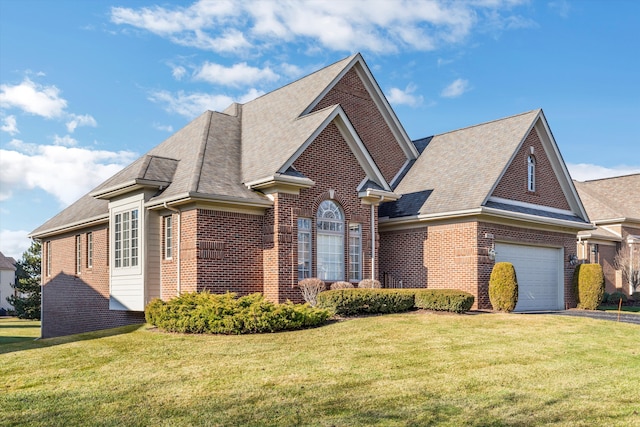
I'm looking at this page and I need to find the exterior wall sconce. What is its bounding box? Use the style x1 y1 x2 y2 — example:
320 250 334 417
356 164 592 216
568 254 578 266
488 246 496 261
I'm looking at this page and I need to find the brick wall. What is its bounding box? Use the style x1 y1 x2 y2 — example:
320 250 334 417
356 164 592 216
380 219 577 310
41 226 144 338
312 67 407 183
492 127 570 210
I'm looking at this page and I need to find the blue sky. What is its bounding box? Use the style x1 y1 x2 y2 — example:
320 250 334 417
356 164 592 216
1 0 639 260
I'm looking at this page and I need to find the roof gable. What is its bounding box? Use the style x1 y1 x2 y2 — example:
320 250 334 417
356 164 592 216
239 53 417 185
389 109 589 225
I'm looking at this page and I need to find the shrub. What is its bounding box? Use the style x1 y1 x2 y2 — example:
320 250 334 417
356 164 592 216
330 281 354 290
145 292 330 334
602 292 610 304
607 291 627 306
489 262 518 312
298 278 326 307
572 264 605 310
632 292 640 302
414 289 475 313
317 289 414 316
357 279 381 288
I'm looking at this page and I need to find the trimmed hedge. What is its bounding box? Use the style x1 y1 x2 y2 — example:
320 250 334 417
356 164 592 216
317 289 415 316
607 291 627 305
145 292 330 334
317 288 475 316
489 262 519 312
414 289 475 313
573 264 605 310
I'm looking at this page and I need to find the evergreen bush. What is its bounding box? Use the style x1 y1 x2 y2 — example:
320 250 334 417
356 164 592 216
317 289 414 316
489 262 519 312
607 291 627 306
145 292 330 334
413 289 475 313
572 264 605 310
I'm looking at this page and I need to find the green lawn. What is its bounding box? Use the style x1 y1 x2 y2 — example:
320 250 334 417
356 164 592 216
1 312 639 426
598 305 640 313
0 318 41 344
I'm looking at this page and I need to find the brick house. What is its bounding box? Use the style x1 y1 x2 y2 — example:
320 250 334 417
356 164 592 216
31 54 592 338
573 174 640 294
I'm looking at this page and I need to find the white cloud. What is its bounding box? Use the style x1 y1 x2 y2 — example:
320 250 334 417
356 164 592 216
66 113 97 133
111 0 528 54
0 78 67 118
567 163 640 182
441 78 470 98
194 62 279 86
1 115 19 135
172 65 187 80
53 134 78 147
386 83 424 107
153 122 174 132
0 141 137 206
148 88 264 118
0 229 32 261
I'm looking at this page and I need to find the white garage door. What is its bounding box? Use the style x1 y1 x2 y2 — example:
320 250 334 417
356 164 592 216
495 243 563 312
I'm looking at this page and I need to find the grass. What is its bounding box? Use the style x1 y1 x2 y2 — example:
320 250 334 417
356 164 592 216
1 312 639 426
0 318 41 344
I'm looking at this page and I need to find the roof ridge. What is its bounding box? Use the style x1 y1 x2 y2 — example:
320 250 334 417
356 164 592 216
241 54 358 108
189 111 213 193
421 109 541 139
580 172 640 183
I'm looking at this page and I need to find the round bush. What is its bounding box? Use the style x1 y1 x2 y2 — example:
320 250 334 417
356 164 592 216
489 262 518 312
330 281 354 290
572 264 605 310
357 279 381 288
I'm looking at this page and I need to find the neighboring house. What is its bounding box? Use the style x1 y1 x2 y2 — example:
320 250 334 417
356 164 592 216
0 251 17 312
31 53 592 338
573 174 640 294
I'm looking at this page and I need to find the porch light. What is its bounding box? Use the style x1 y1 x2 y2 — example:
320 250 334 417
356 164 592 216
488 246 496 261
568 254 578 266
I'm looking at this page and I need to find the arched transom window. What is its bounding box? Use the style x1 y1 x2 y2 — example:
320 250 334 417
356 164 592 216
317 200 344 281
527 154 536 192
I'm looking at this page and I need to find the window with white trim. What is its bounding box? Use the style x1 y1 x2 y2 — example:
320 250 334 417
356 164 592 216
114 209 139 268
349 223 362 282
298 218 312 280
164 215 173 260
45 241 51 277
527 155 536 192
86 232 93 268
317 200 344 281
75 235 82 274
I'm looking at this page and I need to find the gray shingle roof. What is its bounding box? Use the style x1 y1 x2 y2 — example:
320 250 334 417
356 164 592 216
391 110 540 216
574 174 640 221
240 55 357 184
0 252 16 270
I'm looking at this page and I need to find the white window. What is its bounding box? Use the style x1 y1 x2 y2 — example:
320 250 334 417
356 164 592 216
164 216 173 260
317 200 344 281
75 235 82 274
86 232 93 268
527 155 536 192
349 224 362 282
114 209 139 268
46 241 51 277
298 218 312 280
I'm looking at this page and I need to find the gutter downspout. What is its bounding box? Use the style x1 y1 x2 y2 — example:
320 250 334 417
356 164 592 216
164 202 181 296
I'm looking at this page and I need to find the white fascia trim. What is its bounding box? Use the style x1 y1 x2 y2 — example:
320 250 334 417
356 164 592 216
379 208 484 225
91 179 170 200
593 218 640 226
28 214 109 239
146 192 273 210
244 174 315 191
481 206 594 230
280 106 392 192
389 158 413 189
358 188 400 204
487 196 577 216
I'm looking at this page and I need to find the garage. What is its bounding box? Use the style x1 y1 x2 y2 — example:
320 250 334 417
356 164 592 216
495 242 563 311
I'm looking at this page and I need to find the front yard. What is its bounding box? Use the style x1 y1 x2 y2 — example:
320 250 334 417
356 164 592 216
1 312 639 426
